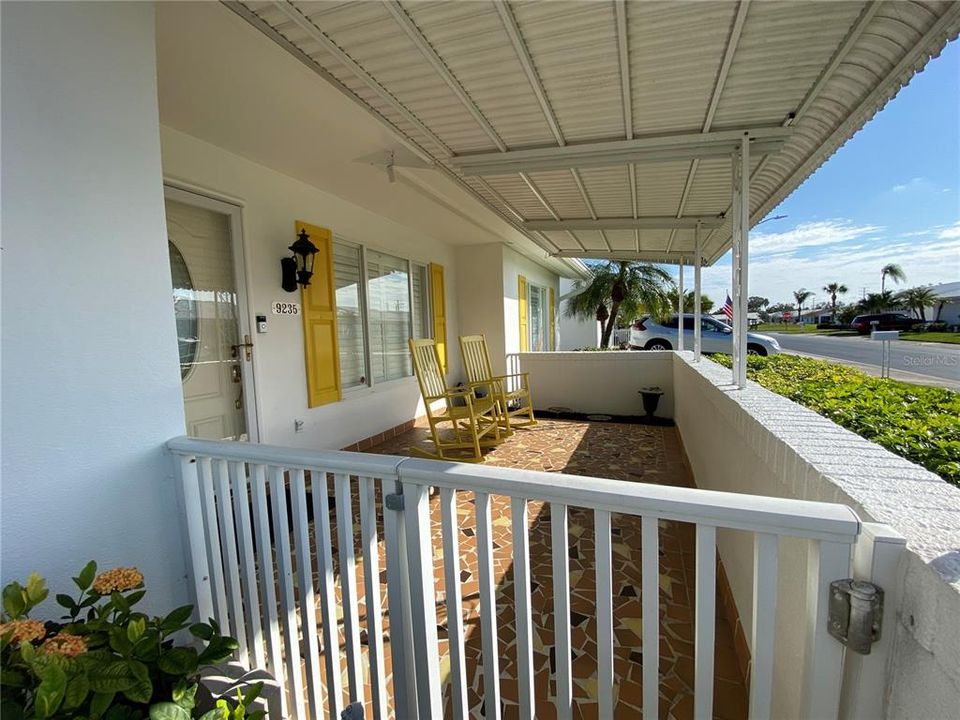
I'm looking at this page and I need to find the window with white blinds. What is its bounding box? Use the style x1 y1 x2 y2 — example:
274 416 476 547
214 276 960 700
367 250 412 383
331 240 431 390
528 283 549 351
333 241 367 389
411 262 430 341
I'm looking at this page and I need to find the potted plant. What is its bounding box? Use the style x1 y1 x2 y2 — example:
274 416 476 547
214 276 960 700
0 562 264 719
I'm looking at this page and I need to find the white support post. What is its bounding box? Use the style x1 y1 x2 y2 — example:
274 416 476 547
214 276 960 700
694 223 702 361
737 134 750 387
839 523 906 720
677 259 685 352
176 455 216 624
730 150 742 386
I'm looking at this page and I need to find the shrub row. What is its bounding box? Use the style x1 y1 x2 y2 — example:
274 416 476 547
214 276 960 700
710 354 960 487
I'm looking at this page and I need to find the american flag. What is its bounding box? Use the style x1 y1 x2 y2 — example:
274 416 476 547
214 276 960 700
722 293 734 321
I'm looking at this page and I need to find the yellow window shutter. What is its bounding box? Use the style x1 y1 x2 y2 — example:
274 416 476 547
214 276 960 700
429 263 447 373
518 275 529 352
548 286 556 350
297 221 341 408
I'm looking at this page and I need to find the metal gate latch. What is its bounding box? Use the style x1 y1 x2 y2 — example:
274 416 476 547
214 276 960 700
827 579 884 654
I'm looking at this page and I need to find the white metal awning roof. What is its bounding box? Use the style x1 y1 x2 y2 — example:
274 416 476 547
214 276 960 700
229 0 959 265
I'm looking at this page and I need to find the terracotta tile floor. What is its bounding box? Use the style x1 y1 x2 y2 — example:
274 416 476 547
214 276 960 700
324 418 748 720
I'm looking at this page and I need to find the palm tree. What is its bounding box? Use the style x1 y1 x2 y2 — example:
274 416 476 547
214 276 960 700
896 286 937 321
880 263 906 293
862 291 895 313
665 288 715 315
793 288 813 324
565 261 672 347
822 282 848 320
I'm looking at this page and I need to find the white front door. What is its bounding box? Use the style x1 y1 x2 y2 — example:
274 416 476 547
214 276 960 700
165 191 257 441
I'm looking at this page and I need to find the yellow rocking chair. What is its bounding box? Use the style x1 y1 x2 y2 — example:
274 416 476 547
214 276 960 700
459 334 537 433
409 338 503 462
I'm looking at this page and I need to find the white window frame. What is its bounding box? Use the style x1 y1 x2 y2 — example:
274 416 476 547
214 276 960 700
527 282 549 352
333 236 432 394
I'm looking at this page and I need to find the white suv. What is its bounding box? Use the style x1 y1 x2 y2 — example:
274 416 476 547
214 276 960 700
630 314 781 356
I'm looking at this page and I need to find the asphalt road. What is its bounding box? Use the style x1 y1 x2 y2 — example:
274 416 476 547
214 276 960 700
768 332 960 389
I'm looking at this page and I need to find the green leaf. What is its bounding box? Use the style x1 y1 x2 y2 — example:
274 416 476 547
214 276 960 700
55 593 78 611
149 702 192 720
34 662 66 719
111 591 130 615
127 618 146 644
157 647 198 676
74 561 97 592
241 682 263 707
87 660 136 694
197 708 228 720
125 590 146 607
2 582 26 619
89 691 115 718
1 669 26 688
161 605 194 632
172 681 197 711
25 573 49 606
63 672 90 709
189 623 214 641
121 674 152 704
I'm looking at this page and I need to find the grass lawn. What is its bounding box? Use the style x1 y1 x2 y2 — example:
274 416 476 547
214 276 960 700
753 323 853 336
899 332 960 345
711 354 960 488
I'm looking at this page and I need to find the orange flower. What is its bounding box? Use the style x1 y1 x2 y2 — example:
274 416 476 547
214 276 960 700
92 567 144 595
0 619 46 645
40 633 87 658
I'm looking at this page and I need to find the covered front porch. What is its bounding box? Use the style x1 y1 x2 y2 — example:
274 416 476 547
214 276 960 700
367 417 746 719
5 2 960 720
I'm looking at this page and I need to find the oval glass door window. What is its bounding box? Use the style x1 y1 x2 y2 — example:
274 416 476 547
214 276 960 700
169 240 199 379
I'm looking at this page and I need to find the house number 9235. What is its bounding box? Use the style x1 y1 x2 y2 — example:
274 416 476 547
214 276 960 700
272 301 301 316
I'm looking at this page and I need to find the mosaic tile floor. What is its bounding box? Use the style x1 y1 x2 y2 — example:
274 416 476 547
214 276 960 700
339 418 750 720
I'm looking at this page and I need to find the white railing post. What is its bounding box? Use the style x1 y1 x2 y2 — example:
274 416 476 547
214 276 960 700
402 481 442 718
803 539 852 719
382 479 417 718
749 533 779 720
175 455 216 624
839 523 906 720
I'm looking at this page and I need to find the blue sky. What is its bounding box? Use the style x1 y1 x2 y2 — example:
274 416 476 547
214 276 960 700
698 39 960 308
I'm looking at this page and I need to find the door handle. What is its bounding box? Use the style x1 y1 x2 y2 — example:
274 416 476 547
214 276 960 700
231 335 254 361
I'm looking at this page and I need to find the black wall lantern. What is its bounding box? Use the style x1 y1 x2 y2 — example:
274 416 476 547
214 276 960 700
282 228 319 292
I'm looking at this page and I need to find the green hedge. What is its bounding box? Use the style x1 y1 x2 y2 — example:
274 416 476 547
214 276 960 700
710 354 960 487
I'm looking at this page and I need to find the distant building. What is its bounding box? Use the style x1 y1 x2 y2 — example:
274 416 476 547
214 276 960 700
930 281 960 326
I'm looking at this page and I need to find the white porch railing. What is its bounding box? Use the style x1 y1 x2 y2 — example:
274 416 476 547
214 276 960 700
168 436 887 720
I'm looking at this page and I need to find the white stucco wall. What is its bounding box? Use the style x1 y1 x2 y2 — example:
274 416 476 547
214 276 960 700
161 128 461 450
502 246 560 357
673 354 960 719
516 351 675 419
1 3 190 608
558 277 601 350
454 244 508 376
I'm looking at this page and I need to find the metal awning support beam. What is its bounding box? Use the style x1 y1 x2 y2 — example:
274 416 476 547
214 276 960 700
525 217 723 231
731 136 750 388
677 259 685 352
694 222 703 361
451 127 790 176
550 250 693 262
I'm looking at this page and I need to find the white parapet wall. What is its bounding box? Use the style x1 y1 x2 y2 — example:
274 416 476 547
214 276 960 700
513 350 677 418
673 353 960 720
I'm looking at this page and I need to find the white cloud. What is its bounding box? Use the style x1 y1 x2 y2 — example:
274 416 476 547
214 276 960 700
890 177 932 194
938 222 960 240
698 229 960 306
750 220 882 255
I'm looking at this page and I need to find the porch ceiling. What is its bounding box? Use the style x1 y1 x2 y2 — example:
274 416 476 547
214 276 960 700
229 0 959 265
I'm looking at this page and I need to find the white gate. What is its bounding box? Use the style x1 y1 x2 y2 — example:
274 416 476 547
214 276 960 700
169 437 903 720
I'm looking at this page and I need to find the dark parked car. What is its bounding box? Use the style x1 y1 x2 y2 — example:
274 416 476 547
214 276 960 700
850 313 914 334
